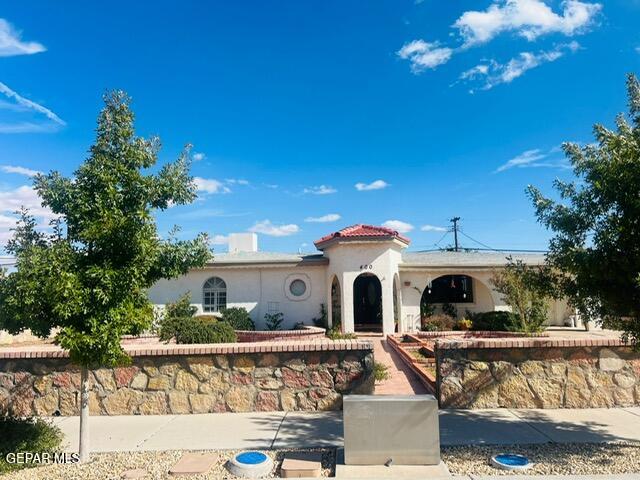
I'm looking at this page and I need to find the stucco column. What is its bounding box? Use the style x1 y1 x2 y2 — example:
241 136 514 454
326 278 334 329
341 273 355 334
381 276 395 335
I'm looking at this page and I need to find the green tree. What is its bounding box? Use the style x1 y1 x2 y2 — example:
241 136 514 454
0 91 210 462
527 74 640 345
490 258 549 334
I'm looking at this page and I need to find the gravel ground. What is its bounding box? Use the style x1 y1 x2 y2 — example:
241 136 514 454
442 442 640 475
4 443 640 478
1 448 335 480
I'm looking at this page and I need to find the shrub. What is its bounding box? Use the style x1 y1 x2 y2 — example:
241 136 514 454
442 302 458 318
326 327 357 340
158 316 237 344
373 362 390 382
0 417 63 473
221 307 255 331
491 259 549 333
469 311 519 332
264 312 284 331
312 303 328 328
292 321 306 330
165 293 197 320
421 314 455 331
456 318 473 331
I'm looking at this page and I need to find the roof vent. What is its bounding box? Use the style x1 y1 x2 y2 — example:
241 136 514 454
228 233 258 253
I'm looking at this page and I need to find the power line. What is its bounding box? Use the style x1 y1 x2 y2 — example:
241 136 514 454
458 229 496 251
433 230 450 249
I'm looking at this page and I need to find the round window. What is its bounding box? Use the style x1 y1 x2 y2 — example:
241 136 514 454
289 279 307 297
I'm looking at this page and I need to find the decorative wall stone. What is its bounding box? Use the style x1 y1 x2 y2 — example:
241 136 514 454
438 345 640 409
1 348 373 415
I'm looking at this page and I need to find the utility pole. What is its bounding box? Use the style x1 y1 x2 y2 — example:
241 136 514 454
450 217 460 252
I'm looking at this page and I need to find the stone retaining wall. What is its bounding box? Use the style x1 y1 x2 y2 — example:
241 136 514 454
436 337 640 409
0 340 374 416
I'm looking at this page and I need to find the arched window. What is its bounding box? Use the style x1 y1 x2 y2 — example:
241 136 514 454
203 277 227 312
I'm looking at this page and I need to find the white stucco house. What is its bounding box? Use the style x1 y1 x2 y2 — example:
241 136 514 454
148 224 572 334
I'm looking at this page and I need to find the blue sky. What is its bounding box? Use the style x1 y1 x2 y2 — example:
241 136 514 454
1 0 639 254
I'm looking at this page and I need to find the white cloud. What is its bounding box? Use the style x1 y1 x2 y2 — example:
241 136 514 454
193 177 231 194
226 178 250 186
0 19 45 57
397 40 453 73
382 220 414 233
355 180 389 191
461 42 580 91
305 213 341 223
421 224 448 232
0 122 60 134
1 165 41 176
192 152 205 162
248 220 300 237
209 234 229 245
495 147 571 172
303 185 337 195
454 0 602 47
0 185 56 246
459 64 490 80
0 82 65 126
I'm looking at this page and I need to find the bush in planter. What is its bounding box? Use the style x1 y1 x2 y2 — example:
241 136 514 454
421 314 456 331
159 316 237 344
468 311 519 332
221 307 255 331
0 417 64 473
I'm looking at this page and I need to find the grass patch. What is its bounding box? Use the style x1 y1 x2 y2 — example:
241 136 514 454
373 362 391 382
0 416 64 474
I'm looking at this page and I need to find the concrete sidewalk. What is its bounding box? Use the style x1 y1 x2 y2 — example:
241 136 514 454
50 407 640 453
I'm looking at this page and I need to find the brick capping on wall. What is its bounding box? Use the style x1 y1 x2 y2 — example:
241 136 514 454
0 339 373 360
235 326 326 342
435 336 629 350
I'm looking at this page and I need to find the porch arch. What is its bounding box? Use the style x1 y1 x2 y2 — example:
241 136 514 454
420 274 495 319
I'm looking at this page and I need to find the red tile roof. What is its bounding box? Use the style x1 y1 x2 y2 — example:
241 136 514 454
314 224 411 249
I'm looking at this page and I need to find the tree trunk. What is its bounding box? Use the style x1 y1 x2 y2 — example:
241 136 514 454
79 366 90 463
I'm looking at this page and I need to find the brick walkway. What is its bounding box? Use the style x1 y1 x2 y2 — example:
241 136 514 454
359 334 429 395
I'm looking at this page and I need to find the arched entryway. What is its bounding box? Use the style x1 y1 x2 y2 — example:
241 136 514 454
330 276 342 331
420 274 494 320
353 273 382 332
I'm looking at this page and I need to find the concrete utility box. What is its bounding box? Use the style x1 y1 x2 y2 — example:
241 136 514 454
343 395 440 465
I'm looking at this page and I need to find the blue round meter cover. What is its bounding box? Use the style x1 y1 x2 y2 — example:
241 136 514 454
491 454 532 470
495 454 529 466
236 451 268 465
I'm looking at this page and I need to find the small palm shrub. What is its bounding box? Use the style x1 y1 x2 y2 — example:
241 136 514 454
0 417 63 473
264 312 284 331
159 316 237 344
221 307 255 331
